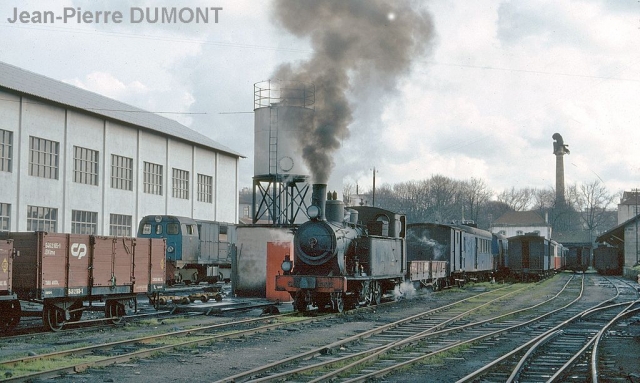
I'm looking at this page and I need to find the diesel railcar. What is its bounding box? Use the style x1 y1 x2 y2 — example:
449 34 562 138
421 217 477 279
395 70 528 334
137 216 236 285
0 232 165 331
276 184 406 312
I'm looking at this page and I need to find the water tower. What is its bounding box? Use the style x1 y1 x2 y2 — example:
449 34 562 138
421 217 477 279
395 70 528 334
252 80 314 224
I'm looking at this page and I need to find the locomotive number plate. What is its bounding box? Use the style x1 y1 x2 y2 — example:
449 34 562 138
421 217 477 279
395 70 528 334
293 276 316 289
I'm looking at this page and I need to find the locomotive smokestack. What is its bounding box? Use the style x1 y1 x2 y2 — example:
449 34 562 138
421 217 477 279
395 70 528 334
312 184 327 220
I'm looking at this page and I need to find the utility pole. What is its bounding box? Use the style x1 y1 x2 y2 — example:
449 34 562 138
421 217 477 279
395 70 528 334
372 167 377 207
634 188 639 265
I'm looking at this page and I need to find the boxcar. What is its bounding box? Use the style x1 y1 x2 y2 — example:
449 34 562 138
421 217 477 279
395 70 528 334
1 232 165 331
507 234 553 280
593 245 622 275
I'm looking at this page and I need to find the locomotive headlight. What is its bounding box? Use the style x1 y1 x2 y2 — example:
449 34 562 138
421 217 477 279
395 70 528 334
167 245 175 253
307 205 321 220
281 254 293 275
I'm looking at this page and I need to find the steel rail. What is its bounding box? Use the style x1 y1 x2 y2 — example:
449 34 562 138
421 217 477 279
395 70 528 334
0 311 312 382
215 284 519 383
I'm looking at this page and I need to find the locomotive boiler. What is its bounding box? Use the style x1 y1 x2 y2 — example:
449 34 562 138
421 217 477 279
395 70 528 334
276 184 406 313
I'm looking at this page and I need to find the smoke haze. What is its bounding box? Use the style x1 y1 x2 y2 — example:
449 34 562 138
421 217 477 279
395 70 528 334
271 0 434 183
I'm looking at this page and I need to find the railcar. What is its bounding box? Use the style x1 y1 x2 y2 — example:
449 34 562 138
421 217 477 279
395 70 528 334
507 233 554 280
276 184 406 312
565 245 590 272
137 216 236 285
0 232 165 331
492 232 509 279
593 245 623 275
406 222 495 287
0 239 20 331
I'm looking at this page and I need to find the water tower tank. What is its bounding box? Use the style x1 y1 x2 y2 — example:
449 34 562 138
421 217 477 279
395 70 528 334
254 80 314 177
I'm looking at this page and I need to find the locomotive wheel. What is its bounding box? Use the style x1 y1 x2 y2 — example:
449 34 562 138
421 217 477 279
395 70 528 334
106 301 125 324
0 300 21 332
371 282 381 305
294 292 307 312
68 301 84 322
333 293 344 313
315 295 331 312
214 294 223 302
43 303 65 331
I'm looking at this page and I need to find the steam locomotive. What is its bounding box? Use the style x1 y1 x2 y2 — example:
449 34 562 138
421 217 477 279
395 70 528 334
275 184 407 312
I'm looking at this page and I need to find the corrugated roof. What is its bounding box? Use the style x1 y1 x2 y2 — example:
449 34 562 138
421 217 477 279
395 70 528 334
596 213 640 246
492 210 547 226
0 61 244 158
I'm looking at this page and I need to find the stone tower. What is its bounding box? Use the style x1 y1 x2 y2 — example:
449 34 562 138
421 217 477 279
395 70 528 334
552 133 570 205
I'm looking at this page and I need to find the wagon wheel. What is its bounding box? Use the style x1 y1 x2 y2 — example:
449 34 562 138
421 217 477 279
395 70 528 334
106 301 125 324
200 295 209 303
43 303 65 331
68 300 84 322
0 300 21 332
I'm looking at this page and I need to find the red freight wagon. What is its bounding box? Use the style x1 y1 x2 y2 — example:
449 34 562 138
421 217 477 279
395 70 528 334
2 232 165 331
0 239 21 331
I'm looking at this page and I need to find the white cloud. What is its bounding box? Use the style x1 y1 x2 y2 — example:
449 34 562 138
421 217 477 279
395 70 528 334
1 0 638 199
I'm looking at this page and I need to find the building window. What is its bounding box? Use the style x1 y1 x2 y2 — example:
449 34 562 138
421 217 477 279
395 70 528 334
197 173 212 203
71 210 97 234
29 136 59 179
111 154 133 191
0 203 10 232
27 205 57 232
172 168 189 199
73 146 99 185
143 162 163 195
109 214 132 236
516 230 524 235
0 129 12 172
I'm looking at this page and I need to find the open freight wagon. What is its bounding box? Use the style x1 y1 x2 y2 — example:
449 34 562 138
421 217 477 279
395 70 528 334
1 232 165 331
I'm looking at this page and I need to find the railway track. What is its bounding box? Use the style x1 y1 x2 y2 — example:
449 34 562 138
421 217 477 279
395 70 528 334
0 310 318 382
212 276 581 382
459 275 640 383
4 274 634 382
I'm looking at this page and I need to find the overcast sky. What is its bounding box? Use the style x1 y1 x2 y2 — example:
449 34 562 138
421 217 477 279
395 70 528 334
1 0 639 200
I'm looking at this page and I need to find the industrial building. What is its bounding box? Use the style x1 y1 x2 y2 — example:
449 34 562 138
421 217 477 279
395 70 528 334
0 61 244 235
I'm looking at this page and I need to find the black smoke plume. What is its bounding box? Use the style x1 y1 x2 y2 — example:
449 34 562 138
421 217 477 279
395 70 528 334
271 0 434 184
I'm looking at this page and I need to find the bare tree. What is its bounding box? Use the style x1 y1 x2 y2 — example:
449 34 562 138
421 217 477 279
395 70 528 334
497 187 536 211
573 179 616 237
428 175 459 223
459 177 492 223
